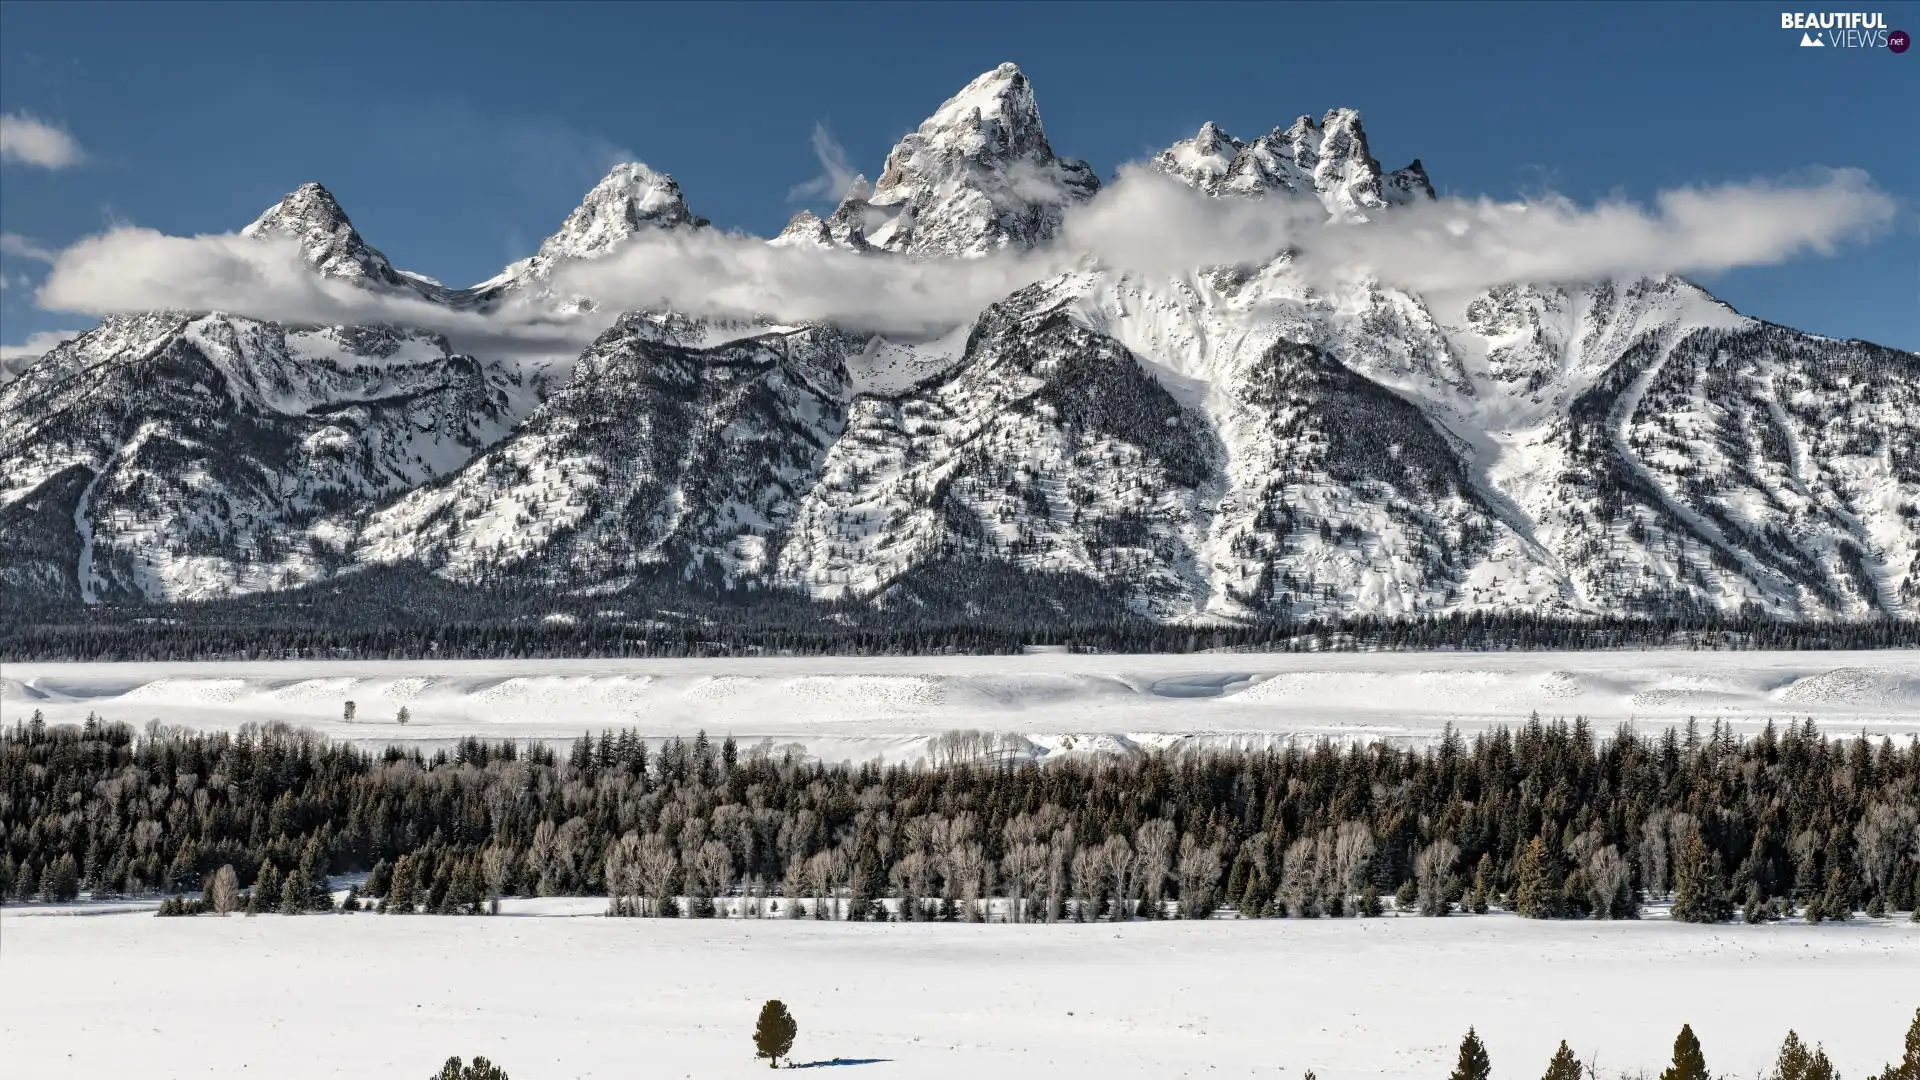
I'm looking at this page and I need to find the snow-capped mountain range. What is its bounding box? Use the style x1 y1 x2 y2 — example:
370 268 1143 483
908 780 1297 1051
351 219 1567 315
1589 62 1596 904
4 63 1915 624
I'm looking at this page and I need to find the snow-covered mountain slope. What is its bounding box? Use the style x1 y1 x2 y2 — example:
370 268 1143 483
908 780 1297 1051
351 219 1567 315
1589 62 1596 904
2 62 1913 624
356 313 854 589
0 312 523 604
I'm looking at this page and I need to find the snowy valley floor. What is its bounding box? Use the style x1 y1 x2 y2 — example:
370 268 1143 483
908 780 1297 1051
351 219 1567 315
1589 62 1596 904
2 903 1914 1080
6 650 1920 761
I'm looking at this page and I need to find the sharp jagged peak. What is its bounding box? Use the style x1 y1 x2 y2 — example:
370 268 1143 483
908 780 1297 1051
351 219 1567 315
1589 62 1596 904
242 182 408 288
912 62 1053 161
863 62 1099 258
537 161 706 262
1152 106 1428 218
1154 123 1247 190
468 161 710 300
1383 158 1435 205
774 175 878 252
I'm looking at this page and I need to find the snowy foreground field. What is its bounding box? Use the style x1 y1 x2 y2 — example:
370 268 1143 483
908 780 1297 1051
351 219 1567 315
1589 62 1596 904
3 903 1915 1080
6 650 1920 761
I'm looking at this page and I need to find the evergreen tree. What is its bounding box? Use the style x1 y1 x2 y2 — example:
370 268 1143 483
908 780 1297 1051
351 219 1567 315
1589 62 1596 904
1237 874 1264 919
1820 867 1854 921
1672 835 1731 923
432 1056 507 1080
366 858 393 899
43 852 80 902
280 868 310 915
1770 1030 1837 1080
1660 1024 1710 1080
386 855 418 914
754 999 799 1068
1449 1027 1491 1080
1872 1008 1919 1080
1469 854 1492 914
1542 1040 1582 1080
254 862 283 912
1515 837 1559 919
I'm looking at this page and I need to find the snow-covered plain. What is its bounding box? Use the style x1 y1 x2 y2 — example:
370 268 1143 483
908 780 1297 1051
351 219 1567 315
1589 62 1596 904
2 903 1914 1080
5 650 1918 760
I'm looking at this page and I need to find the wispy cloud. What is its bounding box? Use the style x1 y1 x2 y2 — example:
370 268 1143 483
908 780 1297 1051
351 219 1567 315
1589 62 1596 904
786 122 862 203
557 227 1048 335
1 232 60 263
30 166 1899 351
1063 165 1900 293
0 112 84 169
36 229 605 360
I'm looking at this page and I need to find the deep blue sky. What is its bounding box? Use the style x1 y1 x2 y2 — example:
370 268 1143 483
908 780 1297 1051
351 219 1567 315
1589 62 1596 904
2 1 1914 350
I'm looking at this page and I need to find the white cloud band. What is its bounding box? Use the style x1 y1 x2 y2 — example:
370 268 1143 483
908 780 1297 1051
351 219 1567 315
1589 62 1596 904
29 167 1901 354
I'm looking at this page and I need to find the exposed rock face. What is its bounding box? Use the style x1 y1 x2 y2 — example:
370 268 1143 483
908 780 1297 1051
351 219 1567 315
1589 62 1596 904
242 182 417 290
857 63 1100 257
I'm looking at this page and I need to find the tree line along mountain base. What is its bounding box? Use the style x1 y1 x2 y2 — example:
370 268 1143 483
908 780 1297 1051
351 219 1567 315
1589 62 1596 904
6 599 1920 662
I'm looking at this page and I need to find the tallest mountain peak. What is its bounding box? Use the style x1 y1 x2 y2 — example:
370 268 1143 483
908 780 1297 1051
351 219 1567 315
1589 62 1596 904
918 62 1049 160
865 63 1098 258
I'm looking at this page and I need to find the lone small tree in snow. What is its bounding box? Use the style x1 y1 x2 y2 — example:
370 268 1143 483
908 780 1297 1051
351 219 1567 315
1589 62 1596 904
432 1056 507 1080
754 999 798 1068
343 700 356 723
1449 1027 1491 1080
1660 1024 1710 1080
397 706 411 725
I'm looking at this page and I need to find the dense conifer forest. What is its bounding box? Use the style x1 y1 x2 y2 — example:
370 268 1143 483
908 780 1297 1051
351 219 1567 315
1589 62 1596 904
4 712 1916 925
6 595 1918 662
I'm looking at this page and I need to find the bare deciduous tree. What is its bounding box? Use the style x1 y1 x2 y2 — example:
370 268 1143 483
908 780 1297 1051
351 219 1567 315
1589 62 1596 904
1281 835 1323 917
1099 835 1135 920
605 833 645 917
636 833 678 917
1587 845 1633 919
1854 801 1919 901
1415 840 1461 916
1330 822 1375 915
694 839 735 910
1134 818 1175 916
207 863 239 915
1176 834 1222 919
